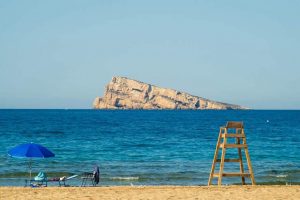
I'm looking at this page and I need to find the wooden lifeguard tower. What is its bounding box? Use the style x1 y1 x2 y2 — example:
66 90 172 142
208 121 255 186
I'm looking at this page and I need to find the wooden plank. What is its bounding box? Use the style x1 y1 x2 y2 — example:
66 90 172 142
218 131 227 186
219 144 248 148
208 129 222 186
237 137 246 185
213 173 251 177
242 132 256 185
216 159 240 162
220 127 226 130
226 121 243 129
222 134 245 138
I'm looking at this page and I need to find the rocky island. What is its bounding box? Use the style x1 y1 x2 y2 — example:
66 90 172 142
93 77 247 110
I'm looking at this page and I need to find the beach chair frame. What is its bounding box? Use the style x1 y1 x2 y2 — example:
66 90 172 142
25 175 78 187
25 179 47 187
81 172 96 187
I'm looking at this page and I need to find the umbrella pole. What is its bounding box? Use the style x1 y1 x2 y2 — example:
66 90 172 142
29 159 32 180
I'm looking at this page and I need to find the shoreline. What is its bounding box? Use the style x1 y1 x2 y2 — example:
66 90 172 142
1 185 299 200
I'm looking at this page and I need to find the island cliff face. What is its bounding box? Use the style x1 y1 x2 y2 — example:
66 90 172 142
93 77 247 110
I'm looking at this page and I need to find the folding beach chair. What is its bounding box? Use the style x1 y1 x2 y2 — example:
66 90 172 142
81 172 95 186
25 172 48 187
81 166 100 187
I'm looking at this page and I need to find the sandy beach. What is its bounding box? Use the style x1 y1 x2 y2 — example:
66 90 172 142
1 186 299 200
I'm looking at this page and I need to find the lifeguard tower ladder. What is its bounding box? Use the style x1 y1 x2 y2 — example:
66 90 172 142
208 121 255 186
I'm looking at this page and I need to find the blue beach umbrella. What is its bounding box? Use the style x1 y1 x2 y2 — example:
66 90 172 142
8 143 55 180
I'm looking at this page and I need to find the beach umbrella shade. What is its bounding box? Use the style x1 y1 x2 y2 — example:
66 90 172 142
8 143 55 180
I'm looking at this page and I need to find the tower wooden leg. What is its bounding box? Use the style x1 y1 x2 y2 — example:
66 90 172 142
208 129 222 185
244 147 255 185
237 138 245 185
242 135 256 185
218 136 227 186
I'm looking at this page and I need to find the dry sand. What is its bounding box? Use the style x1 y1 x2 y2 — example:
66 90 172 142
1 186 299 200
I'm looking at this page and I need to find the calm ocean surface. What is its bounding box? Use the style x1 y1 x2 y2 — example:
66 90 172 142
0 109 299 186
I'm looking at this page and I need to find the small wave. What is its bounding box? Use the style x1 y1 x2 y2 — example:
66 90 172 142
276 175 288 178
110 177 139 180
0 172 72 178
20 130 64 135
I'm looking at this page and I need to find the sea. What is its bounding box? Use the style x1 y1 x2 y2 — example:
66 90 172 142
0 109 299 186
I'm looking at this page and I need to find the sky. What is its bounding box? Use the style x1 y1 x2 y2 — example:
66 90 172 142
0 0 299 109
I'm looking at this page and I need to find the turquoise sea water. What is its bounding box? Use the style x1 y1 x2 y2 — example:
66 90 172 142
0 110 299 186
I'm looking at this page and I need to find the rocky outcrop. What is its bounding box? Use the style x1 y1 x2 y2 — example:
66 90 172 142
93 77 247 110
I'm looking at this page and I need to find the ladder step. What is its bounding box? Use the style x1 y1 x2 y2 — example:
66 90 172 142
216 159 240 162
213 173 251 177
222 134 245 138
219 144 247 148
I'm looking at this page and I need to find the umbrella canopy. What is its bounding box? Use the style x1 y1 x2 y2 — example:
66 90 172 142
8 143 55 158
8 143 55 180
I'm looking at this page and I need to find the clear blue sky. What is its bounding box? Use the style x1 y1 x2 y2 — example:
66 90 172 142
0 0 299 109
